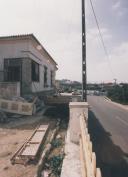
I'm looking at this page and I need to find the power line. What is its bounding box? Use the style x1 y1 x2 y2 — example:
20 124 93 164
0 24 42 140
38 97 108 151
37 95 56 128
89 0 115 77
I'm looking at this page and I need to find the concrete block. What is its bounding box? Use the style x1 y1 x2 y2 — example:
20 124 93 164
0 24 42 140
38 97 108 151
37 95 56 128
61 130 82 177
69 102 89 144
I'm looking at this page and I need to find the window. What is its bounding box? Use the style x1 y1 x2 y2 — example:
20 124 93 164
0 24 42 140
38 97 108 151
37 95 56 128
44 66 48 87
4 59 21 82
31 61 39 82
51 71 53 87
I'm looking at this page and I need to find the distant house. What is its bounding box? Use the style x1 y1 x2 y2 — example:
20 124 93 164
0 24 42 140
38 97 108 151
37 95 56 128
0 34 58 97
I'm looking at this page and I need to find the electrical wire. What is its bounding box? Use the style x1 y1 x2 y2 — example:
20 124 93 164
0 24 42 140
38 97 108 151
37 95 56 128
89 0 115 77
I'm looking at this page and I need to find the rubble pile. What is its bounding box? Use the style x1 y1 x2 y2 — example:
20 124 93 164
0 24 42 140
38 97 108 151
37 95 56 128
0 95 45 122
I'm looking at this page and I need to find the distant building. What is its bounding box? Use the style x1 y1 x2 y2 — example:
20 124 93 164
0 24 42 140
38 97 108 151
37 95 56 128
0 34 58 97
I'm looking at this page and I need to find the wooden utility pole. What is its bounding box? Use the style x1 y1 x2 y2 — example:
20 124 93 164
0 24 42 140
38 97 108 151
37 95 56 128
82 0 87 101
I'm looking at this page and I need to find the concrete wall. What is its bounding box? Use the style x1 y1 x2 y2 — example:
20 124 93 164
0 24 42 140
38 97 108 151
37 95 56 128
0 38 57 95
27 41 56 93
69 102 89 144
0 39 29 71
22 58 32 95
0 71 4 82
0 82 20 99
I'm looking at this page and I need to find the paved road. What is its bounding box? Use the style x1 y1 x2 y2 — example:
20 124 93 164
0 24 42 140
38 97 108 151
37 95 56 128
88 95 128 154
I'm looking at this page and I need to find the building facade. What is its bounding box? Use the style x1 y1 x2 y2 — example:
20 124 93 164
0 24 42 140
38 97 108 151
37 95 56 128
0 34 58 96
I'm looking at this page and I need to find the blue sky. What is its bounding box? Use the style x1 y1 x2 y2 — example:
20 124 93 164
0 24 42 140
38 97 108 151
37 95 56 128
0 0 127 83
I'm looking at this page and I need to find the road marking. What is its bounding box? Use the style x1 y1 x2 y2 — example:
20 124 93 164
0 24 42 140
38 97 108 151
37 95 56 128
115 116 128 127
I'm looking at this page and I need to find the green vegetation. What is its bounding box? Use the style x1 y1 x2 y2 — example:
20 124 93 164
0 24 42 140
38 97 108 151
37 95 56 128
107 84 128 104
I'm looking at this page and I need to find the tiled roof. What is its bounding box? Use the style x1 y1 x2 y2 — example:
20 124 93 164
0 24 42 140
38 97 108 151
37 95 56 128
0 34 33 40
0 34 57 66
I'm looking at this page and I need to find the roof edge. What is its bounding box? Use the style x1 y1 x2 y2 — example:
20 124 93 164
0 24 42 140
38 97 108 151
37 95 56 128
0 34 58 66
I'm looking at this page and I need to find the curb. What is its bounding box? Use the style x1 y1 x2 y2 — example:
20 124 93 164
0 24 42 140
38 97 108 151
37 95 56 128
104 97 128 111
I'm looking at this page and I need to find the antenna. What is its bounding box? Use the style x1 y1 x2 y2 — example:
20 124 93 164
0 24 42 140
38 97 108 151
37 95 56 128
82 0 87 101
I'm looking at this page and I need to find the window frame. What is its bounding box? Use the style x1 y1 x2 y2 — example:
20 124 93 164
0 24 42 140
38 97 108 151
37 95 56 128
31 60 40 82
44 66 48 87
4 58 22 82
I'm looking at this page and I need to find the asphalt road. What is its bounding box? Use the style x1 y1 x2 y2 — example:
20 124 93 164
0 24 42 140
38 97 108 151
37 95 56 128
87 95 128 177
88 95 128 154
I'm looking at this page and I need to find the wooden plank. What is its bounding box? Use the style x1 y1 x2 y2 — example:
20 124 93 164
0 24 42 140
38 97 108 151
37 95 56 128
11 124 49 165
38 125 49 131
21 125 49 157
21 144 39 156
30 131 45 143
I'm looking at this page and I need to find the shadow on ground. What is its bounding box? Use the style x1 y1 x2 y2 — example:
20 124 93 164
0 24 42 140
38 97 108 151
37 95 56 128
88 110 128 177
44 104 69 129
44 105 69 119
0 104 69 130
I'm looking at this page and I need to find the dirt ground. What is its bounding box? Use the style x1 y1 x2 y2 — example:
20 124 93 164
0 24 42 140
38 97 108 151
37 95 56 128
0 108 58 177
42 105 69 177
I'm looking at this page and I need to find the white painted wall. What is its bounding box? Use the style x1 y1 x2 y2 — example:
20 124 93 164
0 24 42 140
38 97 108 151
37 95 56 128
27 41 56 92
0 39 29 71
0 38 57 93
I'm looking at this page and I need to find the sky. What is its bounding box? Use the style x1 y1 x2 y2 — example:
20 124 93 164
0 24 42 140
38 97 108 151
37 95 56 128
0 0 128 83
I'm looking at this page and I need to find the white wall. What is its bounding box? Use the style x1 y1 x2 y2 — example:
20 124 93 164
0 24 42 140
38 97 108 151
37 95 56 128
28 41 56 93
0 39 29 71
0 38 57 93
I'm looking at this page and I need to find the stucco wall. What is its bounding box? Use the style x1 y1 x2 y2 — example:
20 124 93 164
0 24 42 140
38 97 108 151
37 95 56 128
22 58 32 95
27 41 56 92
0 38 57 94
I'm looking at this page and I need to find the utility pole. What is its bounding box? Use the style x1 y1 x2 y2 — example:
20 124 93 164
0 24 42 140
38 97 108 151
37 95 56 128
114 78 117 85
82 0 87 101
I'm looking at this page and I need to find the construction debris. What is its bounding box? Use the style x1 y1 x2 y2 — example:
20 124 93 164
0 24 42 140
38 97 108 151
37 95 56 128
35 124 59 177
0 98 35 115
0 95 45 116
44 96 71 105
11 124 49 165
11 96 27 102
0 110 8 123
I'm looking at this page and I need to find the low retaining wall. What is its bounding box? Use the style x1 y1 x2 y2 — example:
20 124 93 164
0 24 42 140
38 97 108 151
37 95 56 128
61 102 102 177
79 114 102 177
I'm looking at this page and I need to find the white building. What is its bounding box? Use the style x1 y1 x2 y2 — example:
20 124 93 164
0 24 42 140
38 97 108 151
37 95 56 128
0 34 58 97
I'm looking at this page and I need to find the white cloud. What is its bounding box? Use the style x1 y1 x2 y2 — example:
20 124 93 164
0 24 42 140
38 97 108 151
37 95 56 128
87 28 112 41
112 1 126 17
112 1 121 10
89 42 128 83
110 42 128 83
0 0 127 83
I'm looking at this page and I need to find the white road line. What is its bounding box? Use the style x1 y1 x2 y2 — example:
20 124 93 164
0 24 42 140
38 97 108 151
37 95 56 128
115 116 128 127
